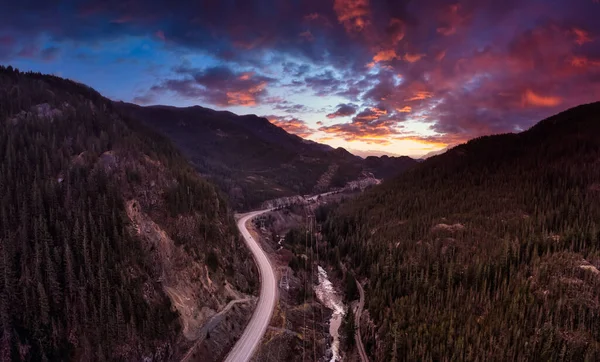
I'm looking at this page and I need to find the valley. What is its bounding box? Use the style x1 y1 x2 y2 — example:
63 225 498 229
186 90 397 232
2 67 600 362
3 0 600 360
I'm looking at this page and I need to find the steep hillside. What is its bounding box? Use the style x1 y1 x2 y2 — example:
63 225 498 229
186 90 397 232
117 103 417 209
0 66 256 361
321 102 600 361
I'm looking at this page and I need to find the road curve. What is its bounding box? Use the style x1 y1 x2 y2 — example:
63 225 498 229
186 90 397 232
355 279 369 362
224 209 276 362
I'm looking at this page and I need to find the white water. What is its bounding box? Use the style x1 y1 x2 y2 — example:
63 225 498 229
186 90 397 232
314 266 346 362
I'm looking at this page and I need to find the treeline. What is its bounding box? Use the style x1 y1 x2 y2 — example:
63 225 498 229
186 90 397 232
0 66 239 360
320 102 600 361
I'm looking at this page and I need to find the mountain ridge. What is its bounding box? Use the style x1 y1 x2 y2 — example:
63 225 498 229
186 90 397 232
321 100 600 361
0 65 257 361
117 102 418 210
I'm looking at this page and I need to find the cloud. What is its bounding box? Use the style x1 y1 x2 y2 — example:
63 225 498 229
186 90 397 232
373 49 400 63
327 103 357 118
40 46 60 61
405 91 433 101
155 30 166 41
266 97 311 113
147 65 275 107
521 89 562 107
404 53 425 63
318 105 408 144
436 4 469 36
282 62 312 77
333 0 371 33
387 18 405 45
267 115 315 138
17 44 38 58
304 70 345 96
0 0 599 154
572 27 592 45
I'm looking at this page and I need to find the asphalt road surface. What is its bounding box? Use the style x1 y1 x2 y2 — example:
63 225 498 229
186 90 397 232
355 279 369 362
224 209 276 362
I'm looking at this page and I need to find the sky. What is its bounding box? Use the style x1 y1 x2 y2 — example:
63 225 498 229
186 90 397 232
1 1 600 157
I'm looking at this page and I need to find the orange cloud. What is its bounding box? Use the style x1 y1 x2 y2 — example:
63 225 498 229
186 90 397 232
238 72 253 80
318 105 405 145
268 117 315 138
333 0 370 32
373 49 399 62
521 89 562 107
401 135 460 150
396 106 412 113
572 28 592 45
569 55 600 68
226 82 267 106
406 91 433 101
404 53 425 63
319 123 395 144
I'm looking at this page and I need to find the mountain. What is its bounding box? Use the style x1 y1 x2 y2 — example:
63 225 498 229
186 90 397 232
117 103 418 209
419 146 449 159
0 66 257 361
363 155 420 180
321 102 600 360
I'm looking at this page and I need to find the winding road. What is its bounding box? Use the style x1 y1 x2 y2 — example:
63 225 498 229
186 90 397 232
224 209 276 362
354 279 369 362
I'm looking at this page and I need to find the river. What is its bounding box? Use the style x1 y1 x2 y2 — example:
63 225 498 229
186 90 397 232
314 266 346 362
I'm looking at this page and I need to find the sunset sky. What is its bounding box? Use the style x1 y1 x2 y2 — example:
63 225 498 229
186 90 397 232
1 0 599 156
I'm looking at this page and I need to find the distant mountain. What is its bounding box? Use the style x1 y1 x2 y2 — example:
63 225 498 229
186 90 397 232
419 146 449 159
363 155 419 179
348 148 405 158
321 102 600 360
117 103 418 209
0 66 256 361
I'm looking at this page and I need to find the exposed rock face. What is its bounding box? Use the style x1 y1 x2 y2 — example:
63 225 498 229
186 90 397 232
8 102 65 124
0 67 260 361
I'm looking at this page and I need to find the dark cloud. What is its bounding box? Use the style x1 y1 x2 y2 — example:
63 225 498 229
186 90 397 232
1 0 599 152
304 70 345 96
266 97 311 113
282 62 312 77
326 103 357 118
40 46 60 61
147 65 276 107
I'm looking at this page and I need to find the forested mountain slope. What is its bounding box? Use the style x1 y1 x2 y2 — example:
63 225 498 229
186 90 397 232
117 103 418 210
0 66 256 361
322 102 600 361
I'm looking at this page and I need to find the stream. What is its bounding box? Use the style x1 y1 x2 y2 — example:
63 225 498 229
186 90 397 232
314 266 346 362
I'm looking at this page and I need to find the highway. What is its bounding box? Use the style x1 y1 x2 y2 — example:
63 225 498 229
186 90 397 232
354 279 369 362
224 209 276 362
